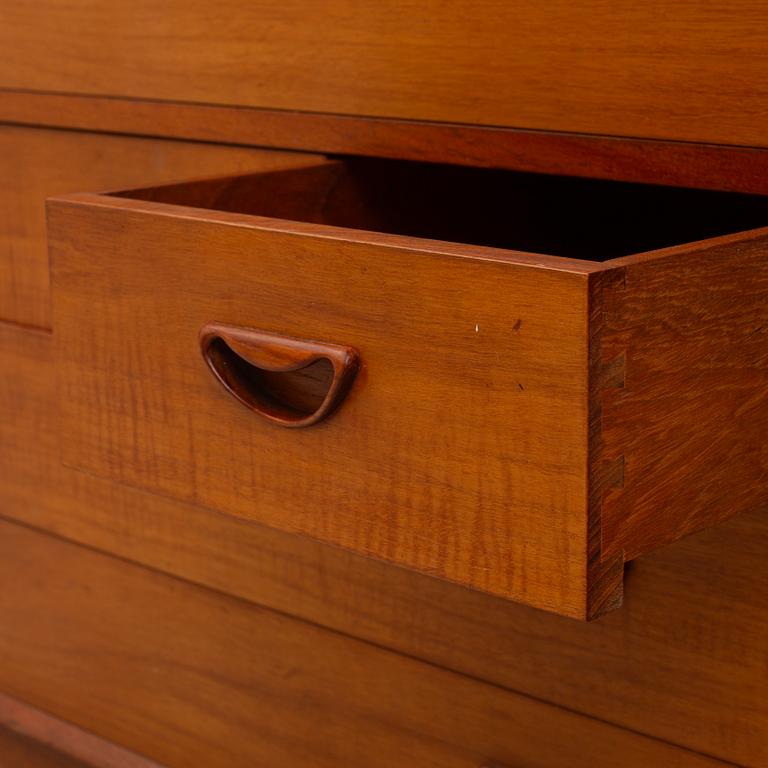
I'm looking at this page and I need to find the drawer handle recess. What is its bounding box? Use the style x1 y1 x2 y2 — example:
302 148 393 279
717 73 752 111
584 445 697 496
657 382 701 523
199 323 359 428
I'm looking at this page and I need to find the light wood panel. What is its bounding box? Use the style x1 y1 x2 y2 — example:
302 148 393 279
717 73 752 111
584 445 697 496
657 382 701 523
0 322 766 766
0 518 734 768
3 2 768 146
0 124 321 327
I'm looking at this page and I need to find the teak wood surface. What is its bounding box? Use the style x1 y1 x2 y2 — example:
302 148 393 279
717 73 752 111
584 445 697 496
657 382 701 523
0 321 765 766
0 124 323 328
600 236 768 559
0 518 737 768
51 178 595 618
49 160 768 618
9 90 768 198
2 4 768 764
4 2 768 147
0 692 162 768
0 728 89 768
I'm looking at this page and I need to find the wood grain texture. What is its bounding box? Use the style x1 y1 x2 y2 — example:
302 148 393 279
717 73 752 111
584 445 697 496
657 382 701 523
0 518 736 768
1 323 766 767
0 727 89 768
0 124 322 328
0 693 163 768
3 2 768 146
9 91 768 196
597 231 768 560
50 179 599 617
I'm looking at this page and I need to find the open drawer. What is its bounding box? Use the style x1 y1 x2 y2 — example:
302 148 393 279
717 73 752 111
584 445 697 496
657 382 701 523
49 157 768 619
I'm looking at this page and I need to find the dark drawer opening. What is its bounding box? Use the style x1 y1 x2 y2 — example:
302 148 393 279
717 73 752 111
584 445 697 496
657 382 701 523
114 157 768 261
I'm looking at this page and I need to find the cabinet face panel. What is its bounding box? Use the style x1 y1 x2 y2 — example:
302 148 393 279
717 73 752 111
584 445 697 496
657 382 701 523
0 518 733 768
0 125 323 327
3 1 768 146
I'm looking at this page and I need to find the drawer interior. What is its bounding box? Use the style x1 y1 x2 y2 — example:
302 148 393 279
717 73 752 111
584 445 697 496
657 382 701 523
114 157 768 260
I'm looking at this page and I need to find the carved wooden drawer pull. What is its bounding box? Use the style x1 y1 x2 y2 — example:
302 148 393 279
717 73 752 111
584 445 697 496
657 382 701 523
199 322 359 428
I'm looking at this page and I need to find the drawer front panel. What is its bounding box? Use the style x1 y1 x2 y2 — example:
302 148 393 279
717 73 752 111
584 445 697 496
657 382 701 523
0 520 730 768
3 2 768 147
0 125 324 328
50 186 591 617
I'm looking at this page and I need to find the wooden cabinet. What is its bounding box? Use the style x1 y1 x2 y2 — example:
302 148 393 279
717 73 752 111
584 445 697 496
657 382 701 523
1 4 767 766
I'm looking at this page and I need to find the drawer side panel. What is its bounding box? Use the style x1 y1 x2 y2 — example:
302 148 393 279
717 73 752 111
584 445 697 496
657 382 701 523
599 233 768 559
